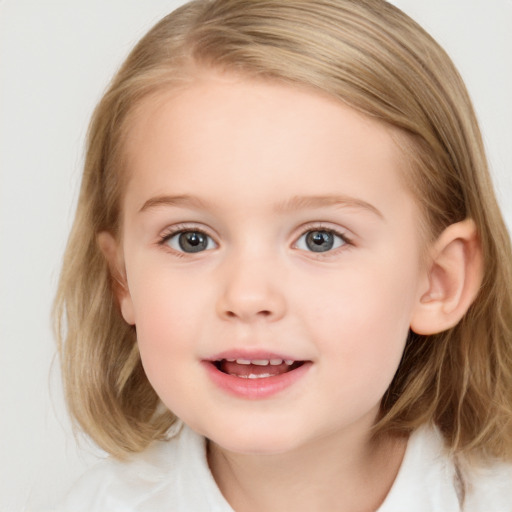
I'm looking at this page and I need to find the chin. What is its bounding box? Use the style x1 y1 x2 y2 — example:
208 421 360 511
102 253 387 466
205 427 304 456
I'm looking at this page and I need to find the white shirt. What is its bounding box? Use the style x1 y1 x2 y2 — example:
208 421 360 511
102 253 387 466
58 422 512 511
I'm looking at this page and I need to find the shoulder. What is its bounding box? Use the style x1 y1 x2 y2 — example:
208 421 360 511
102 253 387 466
464 457 512 511
379 425 512 512
57 422 233 512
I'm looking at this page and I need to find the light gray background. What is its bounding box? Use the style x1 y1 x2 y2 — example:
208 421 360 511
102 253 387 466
1 1 511 511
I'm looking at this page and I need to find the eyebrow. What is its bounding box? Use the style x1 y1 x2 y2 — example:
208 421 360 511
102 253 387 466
139 193 384 219
274 195 384 219
139 195 210 213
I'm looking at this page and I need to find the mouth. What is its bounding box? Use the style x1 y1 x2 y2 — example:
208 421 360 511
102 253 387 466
213 358 306 379
204 353 311 398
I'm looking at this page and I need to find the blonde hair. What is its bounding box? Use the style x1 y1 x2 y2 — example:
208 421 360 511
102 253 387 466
54 0 512 461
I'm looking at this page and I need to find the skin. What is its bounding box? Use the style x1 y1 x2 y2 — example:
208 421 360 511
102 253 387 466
107 73 438 511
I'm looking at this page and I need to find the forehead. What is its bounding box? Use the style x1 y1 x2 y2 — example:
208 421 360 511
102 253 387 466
121 73 415 221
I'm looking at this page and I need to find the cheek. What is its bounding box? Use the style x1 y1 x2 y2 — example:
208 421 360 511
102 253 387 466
303 259 418 384
125 258 225 400
126 267 208 363
130 277 208 408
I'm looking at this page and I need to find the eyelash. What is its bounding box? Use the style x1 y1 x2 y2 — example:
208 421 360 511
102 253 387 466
157 223 353 256
294 224 352 258
158 224 216 257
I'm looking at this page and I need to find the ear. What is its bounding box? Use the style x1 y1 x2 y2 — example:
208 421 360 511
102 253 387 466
410 219 483 335
97 231 136 325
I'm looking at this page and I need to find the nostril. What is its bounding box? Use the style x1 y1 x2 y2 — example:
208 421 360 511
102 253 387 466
223 309 273 319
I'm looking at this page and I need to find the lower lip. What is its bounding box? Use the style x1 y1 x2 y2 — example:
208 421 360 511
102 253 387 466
203 361 312 399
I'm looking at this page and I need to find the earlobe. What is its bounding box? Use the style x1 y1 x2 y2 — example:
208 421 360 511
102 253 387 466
410 219 483 335
97 231 136 325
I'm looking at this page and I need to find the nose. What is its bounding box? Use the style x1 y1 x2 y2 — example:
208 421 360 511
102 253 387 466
216 253 287 323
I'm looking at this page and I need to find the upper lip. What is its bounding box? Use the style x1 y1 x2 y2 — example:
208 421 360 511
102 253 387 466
206 350 306 363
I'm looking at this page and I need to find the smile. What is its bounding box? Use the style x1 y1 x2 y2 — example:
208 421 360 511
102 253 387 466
214 358 305 379
204 354 310 399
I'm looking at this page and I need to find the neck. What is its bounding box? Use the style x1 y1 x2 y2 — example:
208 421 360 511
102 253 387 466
207 427 407 512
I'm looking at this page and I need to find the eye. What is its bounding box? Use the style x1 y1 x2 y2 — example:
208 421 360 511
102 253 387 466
295 229 347 253
164 230 217 253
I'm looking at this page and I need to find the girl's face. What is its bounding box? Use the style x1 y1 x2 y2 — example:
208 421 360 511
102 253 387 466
116 73 427 455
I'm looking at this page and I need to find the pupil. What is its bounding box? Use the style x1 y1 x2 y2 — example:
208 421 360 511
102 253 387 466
179 232 207 253
306 231 334 252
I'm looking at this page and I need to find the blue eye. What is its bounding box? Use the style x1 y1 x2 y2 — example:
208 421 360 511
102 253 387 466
296 229 346 253
165 230 216 253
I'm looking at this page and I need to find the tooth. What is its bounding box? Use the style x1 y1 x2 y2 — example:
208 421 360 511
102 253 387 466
247 373 272 379
252 360 270 366
285 360 294 365
270 359 283 365
236 359 251 365
225 358 236 362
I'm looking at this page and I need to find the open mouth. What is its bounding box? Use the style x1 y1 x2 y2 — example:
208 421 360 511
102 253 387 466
205 356 311 398
213 358 305 379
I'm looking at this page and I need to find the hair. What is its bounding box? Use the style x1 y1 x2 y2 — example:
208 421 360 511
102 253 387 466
54 0 512 462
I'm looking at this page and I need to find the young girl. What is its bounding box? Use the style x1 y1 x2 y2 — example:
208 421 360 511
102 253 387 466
55 1 512 510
